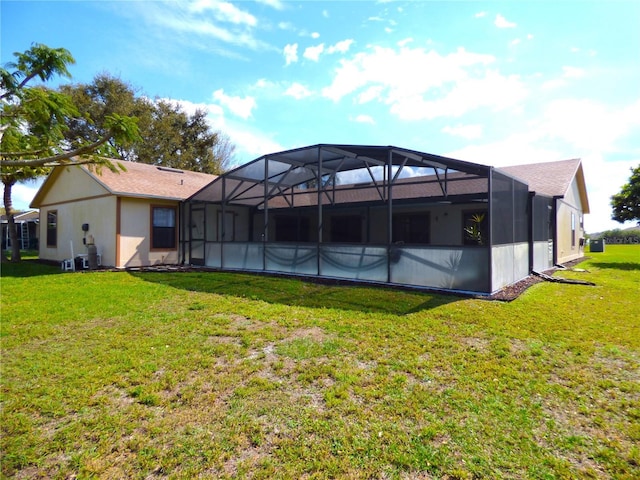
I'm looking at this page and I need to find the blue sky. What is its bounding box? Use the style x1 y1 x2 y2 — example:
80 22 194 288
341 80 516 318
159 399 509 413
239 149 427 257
2 0 639 232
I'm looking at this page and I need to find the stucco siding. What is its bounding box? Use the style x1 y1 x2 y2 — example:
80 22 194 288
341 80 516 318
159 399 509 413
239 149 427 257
556 177 586 264
38 196 117 265
38 167 109 205
119 198 180 267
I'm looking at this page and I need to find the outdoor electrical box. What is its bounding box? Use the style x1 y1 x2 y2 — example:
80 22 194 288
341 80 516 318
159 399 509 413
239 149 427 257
82 223 89 232
590 238 605 253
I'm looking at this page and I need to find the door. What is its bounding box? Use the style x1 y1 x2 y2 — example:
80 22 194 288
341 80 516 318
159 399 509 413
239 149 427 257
190 206 205 265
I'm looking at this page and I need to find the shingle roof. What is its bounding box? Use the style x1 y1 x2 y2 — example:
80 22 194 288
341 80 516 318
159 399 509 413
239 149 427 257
497 158 581 198
86 161 217 201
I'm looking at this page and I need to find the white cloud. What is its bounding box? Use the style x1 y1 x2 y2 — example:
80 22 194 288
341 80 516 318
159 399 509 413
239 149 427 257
284 83 313 99
213 89 256 119
322 10 329 18
442 124 483 140
446 132 561 168
12 181 44 211
538 98 640 151
444 98 640 233
475 11 487 18
137 2 266 51
228 128 284 161
160 98 225 121
581 154 639 232
255 0 285 10
562 66 585 79
323 46 495 103
391 70 528 120
542 65 587 90
303 43 325 61
353 114 375 125
189 0 257 27
278 21 294 31
327 39 354 55
283 43 298 65
253 78 275 89
495 14 516 28
527 34 534 40
322 45 525 120
311 32 320 39
356 85 384 104
511 38 521 46
397 38 413 47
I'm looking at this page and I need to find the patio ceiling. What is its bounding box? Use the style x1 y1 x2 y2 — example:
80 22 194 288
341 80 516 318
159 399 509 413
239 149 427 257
189 144 492 207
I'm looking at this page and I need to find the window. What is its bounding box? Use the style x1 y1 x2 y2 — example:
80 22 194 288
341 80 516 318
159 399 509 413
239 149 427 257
571 212 576 247
463 210 488 246
393 213 430 244
330 215 362 243
46 210 57 247
151 206 177 249
275 215 310 242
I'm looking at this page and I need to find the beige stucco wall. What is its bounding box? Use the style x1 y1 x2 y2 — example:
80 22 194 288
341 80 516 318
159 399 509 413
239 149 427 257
36 167 116 265
556 177 586 264
118 198 180 268
35 166 184 268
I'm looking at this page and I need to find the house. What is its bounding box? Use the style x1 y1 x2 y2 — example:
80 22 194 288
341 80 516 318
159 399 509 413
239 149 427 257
29 161 216 268
499 158 589 265
2 210 39 250
183 144 589 294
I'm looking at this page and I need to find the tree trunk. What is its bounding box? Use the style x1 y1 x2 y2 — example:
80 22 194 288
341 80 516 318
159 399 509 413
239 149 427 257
2 179 21 262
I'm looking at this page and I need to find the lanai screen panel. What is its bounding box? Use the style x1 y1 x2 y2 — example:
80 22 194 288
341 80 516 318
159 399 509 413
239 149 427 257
190 145 492 209
490 170 529 245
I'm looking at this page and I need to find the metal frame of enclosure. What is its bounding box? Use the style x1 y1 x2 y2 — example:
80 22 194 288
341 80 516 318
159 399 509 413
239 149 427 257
182 145 553 294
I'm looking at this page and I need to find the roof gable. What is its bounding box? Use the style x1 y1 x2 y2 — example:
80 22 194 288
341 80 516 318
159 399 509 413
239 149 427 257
30 160 217 207
498 159 589 213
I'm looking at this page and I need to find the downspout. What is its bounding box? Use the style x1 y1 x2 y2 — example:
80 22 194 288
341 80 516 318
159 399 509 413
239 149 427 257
552 197 559 265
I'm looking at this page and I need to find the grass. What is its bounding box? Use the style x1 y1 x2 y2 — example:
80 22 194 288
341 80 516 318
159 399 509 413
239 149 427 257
1 245 638 479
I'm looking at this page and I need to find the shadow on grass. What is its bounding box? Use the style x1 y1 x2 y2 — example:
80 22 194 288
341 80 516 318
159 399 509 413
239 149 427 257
129 270 461 316
592 262 640 271
0 259 62 278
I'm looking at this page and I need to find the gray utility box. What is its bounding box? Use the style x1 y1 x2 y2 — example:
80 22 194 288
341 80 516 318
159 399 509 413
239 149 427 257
590 238 605 252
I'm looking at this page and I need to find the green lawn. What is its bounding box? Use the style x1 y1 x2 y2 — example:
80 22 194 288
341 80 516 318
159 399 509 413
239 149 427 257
1 246 638 479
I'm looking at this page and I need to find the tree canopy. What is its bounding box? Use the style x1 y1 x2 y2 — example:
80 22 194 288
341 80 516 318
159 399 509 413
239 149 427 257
1 43 139 261
60 74 235 175
611 165 640 225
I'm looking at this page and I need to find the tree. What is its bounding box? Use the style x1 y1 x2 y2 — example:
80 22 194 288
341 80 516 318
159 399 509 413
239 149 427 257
1 44 138 262
61 74 235 174
611 165 640 225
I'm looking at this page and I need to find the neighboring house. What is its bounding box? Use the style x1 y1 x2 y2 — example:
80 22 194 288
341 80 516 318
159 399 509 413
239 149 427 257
30 161 216 268
499 158 589 265
183 144 590 294
2 210 39 250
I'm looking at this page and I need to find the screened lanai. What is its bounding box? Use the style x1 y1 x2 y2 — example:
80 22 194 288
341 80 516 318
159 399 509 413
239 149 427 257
182 144 539 294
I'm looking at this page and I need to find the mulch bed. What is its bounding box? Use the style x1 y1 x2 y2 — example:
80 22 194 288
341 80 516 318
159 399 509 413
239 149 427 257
485 257 590 302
